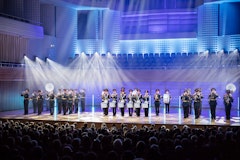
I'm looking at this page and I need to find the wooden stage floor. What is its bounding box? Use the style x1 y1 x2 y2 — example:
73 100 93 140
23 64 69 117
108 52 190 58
0 107 240 128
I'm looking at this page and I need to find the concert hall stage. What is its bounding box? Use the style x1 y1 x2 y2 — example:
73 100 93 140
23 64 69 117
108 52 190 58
0 107 240 129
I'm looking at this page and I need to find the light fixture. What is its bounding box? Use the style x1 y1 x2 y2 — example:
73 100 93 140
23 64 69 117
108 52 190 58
233 48 239 54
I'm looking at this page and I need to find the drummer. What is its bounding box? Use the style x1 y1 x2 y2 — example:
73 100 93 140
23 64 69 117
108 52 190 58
118 87 126 116
110 89 118 116
133 89 142 117
101 89 110 116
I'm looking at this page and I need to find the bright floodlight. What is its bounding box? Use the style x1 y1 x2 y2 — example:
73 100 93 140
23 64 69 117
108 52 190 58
233 48 239 54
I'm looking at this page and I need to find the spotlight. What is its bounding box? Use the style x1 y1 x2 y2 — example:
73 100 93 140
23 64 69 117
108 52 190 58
217 49 224 56
106 52 111 57
233 48 239 54
35 57 40 61
219 49 224 53
200 50 209 57
204 50 209 56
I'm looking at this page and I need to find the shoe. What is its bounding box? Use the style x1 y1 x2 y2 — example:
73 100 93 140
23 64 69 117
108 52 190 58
224 119 230 123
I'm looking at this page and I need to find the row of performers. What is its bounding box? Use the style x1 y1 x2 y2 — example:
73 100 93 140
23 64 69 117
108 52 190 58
181 88 234 120
21 88 86 115
101 87 234 120
101 88 171 117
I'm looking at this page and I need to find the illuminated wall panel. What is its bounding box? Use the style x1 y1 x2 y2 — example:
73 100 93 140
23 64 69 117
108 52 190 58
77 10 103 39
197 36 218 52
228 35 240 51
121 10 197 40
76 10 120 54
120 39 198 54
197 4 219 52
198 4 218 36
219 2 240 35
55 6 77 62
102 10 120 53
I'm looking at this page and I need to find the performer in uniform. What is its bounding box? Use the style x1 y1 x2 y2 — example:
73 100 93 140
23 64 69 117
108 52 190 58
163 89 171 114
37 90 44 115
21 88 30 115
133 89 142 117
223 89 234 121
47 91 55 115
187 89 193 114
31 90 38 114
181 90 191 118
119 87 126 116
62 89 68 115
193 88 204 119
127 89 134 116
198 88 203 116
208 88 218 120
80 89 86 112
56 89 62 114
73 89 80 113
154 89 161 116
44 92 49 111
101 88 110 116
67 89 74 114
110 89 118 116
142 90 150 117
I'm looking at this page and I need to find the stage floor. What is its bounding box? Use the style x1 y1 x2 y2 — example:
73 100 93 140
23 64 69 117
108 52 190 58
1 106 240 127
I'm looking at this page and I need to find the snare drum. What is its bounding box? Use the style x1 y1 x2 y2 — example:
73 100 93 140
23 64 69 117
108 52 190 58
163 94 170 104
142 101 149 108
127 101 133 108
101 102 108 108
109 102 116 108
134 102 141 108
118 102 124 108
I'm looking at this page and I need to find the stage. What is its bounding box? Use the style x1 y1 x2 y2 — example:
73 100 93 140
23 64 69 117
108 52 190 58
0 106 240 129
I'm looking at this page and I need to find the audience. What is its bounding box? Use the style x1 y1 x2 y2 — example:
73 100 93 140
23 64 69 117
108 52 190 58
0 120 239 160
